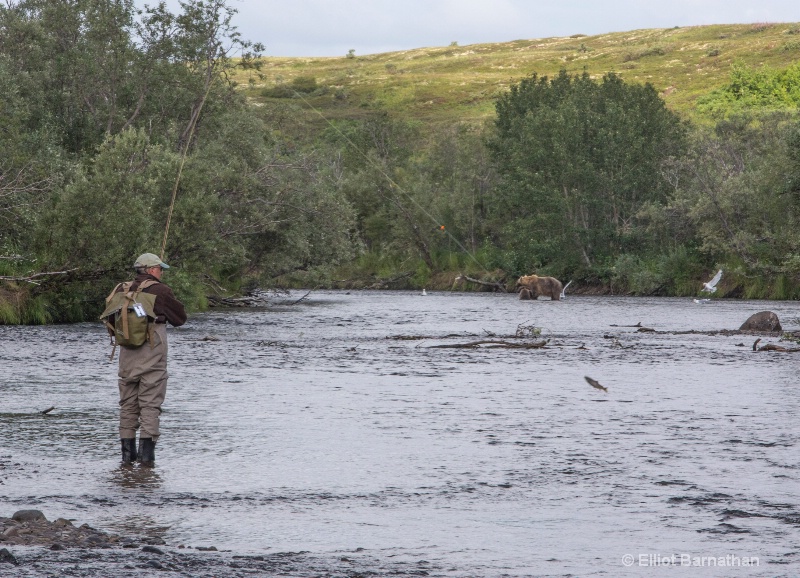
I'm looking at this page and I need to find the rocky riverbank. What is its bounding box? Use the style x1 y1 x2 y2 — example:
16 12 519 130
0 509 137 550
0 510 437 577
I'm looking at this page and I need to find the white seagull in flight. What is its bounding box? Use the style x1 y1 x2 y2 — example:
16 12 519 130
701 269 723 293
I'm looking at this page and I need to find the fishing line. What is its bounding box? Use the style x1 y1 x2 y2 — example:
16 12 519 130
291 90 490 272
160 79 214 261
159 78 490 272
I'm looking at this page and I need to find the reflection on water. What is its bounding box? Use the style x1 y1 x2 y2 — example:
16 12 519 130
1 291 799 576
108 465 162 490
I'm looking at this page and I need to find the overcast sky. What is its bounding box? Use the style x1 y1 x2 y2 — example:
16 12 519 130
155 0 800 57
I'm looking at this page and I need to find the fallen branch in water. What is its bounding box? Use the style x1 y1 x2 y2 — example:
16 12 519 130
757 344 800 352
387 333 475 341
753 337 800 353
289 289 313 305
40 406 55 415
515 322 542 338
453 274 507 292
669 329 780 336
207 294 271 307
428 339 548 349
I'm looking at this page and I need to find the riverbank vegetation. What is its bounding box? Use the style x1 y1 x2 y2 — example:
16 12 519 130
1 1 799 323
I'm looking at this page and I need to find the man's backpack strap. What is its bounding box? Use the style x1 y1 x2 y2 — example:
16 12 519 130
137 279 159 291
119 281 142 342
102 282 127 361
104 282 125 304
131 279 159 348
101 282 127 343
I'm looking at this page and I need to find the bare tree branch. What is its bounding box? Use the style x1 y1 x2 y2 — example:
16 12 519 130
0 269 79 286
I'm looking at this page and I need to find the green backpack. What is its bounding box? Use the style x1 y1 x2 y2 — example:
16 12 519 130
100 280 158 359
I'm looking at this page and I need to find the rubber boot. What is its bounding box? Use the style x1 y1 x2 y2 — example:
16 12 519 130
121 438 137 465
138 438 156 467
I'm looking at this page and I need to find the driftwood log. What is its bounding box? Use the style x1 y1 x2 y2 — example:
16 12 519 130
752 338 800 353
289 289 313 305
756 344 800 352
428 339 548 349
207 293 271 307
452 275 507 292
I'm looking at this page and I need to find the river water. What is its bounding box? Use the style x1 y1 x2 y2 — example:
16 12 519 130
1 290 798 576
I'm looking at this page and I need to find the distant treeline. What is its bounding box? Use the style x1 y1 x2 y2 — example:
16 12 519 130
1 1 799 324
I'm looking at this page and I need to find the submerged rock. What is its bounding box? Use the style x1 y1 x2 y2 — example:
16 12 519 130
740 311 782 332
12 509 46 523
0 547 18 565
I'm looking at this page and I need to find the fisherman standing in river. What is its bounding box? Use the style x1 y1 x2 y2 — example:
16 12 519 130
101 253 186 467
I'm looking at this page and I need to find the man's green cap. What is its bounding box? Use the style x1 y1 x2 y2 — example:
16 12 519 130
134 253 170 269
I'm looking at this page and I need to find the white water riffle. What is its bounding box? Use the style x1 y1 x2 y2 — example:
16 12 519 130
1 291 798 576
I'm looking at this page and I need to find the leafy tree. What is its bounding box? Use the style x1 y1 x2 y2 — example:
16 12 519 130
330 115 496 274
329 113 420 252
488 70 686 274
178 107 357 281
418 122 496 254
0 0 263 154
34 129 177 273
669 114 800 287
0 56 65 257
0 0 359 321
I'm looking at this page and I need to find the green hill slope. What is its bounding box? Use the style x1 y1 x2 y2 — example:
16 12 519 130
235 23 800 126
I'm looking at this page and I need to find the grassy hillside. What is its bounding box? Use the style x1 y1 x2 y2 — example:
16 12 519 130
233 23 800 126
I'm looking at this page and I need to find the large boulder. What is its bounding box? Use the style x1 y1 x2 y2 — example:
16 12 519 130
739 311 782 332
11 510 46 523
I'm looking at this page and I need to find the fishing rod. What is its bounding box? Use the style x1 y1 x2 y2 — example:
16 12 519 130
160 79 214 261
159 75 491 273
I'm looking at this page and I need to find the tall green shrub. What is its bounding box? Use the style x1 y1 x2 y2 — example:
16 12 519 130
488 71 687 271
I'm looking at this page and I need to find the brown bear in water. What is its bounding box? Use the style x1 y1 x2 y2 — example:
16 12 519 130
516 275 563 301
518 287 533 300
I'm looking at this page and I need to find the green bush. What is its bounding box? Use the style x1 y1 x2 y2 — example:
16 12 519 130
697 61 800 117
291 75 318 93
622 46 666 62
